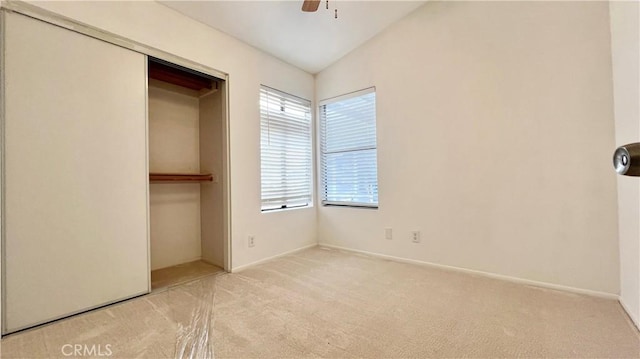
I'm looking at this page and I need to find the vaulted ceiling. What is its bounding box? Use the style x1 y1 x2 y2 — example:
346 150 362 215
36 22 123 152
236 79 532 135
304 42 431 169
159 1 426 74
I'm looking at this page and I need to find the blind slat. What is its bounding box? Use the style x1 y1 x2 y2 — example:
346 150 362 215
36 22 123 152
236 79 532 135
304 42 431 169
260 86 312 211
320 90 378 206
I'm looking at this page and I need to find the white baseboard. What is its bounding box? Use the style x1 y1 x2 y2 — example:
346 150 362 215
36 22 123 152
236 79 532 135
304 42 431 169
231 243 318 273
319 243 619 300
618 297 640 331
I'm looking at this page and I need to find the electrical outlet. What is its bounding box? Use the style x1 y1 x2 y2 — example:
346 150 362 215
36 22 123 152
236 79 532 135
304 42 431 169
248 235 255 248
385 228 393 240
411 231 421 243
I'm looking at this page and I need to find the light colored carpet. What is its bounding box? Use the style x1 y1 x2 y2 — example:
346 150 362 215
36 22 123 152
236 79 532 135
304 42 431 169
1 246 638 358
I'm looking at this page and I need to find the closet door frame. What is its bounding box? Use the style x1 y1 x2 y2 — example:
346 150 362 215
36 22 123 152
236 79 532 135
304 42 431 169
0 7 5 339
0 3 232 336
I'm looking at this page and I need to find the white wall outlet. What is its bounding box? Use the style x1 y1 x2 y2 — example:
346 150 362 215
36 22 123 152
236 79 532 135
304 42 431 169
248 235 255 248
411 231 421 243
385 228 393 240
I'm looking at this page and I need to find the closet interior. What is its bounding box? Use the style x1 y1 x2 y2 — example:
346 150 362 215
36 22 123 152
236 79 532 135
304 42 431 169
147 58 226 290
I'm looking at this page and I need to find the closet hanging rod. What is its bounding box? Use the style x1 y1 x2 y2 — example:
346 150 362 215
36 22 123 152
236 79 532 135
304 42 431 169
149 173 213 183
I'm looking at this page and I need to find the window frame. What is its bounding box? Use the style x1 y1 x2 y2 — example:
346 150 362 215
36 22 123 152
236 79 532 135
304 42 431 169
318 87 379 209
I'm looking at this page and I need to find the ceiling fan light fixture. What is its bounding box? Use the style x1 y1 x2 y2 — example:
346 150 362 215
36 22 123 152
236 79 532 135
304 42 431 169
302 0 338 20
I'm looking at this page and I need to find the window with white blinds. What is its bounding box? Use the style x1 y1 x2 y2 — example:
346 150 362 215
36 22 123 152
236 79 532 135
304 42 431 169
320 87 378 207
260 85 313 211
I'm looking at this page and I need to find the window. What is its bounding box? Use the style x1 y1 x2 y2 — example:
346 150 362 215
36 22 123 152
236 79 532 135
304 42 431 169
260 85 313 211
320 87 378 207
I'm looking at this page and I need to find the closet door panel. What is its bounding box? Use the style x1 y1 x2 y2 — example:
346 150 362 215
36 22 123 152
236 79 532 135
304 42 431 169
3 13 149 332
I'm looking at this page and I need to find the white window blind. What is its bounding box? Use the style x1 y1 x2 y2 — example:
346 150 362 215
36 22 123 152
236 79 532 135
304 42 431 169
320 88 378 207
260 85 312 211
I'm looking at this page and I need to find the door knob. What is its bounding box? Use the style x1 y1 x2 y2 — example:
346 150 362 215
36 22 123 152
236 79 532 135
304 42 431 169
614 143 640 176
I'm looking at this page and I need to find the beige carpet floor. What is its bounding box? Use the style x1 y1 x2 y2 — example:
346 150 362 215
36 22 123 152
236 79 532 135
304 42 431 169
1 246 638 358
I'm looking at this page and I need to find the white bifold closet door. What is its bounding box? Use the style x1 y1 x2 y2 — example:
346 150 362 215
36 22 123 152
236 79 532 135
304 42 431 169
3 13 149 333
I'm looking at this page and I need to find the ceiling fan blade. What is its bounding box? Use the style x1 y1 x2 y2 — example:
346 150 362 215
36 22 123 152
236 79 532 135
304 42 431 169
302 0 321 12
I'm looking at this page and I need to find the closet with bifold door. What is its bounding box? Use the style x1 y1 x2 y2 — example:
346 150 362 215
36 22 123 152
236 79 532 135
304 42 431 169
147 58 226 290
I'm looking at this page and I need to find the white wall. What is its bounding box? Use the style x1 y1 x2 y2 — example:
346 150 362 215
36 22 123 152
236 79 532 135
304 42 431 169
25 0 317 270
148 80 202 270
148 80 201 174
316 1 620 294
610 0 640 327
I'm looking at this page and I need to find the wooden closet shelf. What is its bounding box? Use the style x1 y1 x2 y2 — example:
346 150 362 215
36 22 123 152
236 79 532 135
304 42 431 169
149 60 217 92
149 173 213 182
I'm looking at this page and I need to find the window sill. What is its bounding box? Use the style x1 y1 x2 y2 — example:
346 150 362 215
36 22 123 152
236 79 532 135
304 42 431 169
322 203 378 210
261 204 313 214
